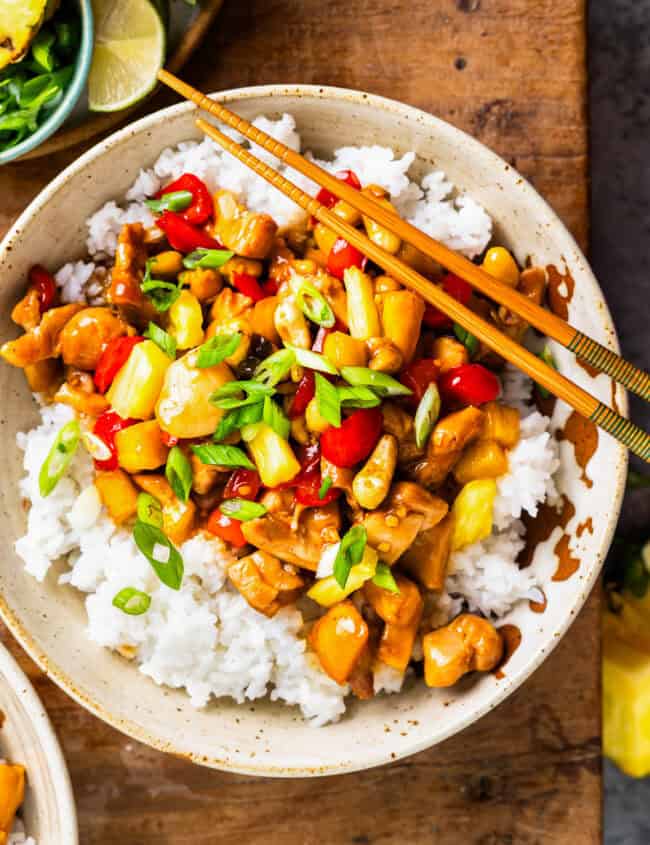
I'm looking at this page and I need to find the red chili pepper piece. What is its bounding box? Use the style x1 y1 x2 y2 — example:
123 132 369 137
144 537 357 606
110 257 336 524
93 336 144 394
28 265 57 313
160 431 179 448
400 358 440 405
156 211 222 253
315 169 362 210
155 173 213 226
438 363 501 406
422 273 473 330
326 237 367 280
320 408 383 468
92 410 138 471
232 272 265 302
224 468 262 501
312 316 346 353
295 476 340 507
289 370 316 418
206 510 248 548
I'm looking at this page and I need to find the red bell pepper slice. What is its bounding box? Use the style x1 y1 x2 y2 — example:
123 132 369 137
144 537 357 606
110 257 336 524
278 442 340 506
156 211 222 253
261 278 279 297
94 336 144 394
438 363 501 406
320 408 383 468
155 173 213 226
400 358 440 406
232 272 265 302
28 265 57 313
326 237 367 280
206 510 248 548
315 169 362 210
422 273 473 330
312 316 346 353
92 410 138 471
289 370 316 418
223 469 262 501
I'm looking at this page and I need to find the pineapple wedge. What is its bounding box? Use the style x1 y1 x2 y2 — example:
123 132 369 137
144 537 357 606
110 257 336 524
0 0 51 70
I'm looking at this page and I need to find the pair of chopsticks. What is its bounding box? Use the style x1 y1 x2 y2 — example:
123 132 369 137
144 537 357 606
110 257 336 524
158 70 650 463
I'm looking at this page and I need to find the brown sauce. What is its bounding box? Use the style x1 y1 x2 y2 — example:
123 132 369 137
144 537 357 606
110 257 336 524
546 264 575 321
519 495 575 568
529 590 547 614
576 516 594 538
611 381 621 415
556 411 598 488
552 534 581 582
494 624 522 679
577 358 601 378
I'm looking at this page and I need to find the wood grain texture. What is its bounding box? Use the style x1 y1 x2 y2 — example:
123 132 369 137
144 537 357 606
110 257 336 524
0 1 597 842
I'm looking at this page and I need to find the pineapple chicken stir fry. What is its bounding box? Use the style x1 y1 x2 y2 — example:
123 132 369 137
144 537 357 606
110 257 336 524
1 169 549 695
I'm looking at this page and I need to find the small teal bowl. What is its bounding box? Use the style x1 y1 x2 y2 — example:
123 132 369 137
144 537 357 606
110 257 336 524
0 0 94 165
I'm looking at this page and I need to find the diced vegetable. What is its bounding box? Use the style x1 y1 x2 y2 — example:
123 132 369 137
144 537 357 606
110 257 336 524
167 290 204 350
479 400 521 448
308 544 378 607
482 246 519 288
352 434 398 510
165 446 193 502
38 419 80 497
156 211 221 253
320 407 383 468
450 478 497 551
439 363 501 406
422 273 472 330
453 439 508 484
245 422 301 487
94 469 139 524
207 510 248 547
400 358 439 406
91 410 137 471
112 587 151 616
322 331 368 369
343 266 380 340
328 238 367 281
308 600 369 684
313 222 338 257
414 383 441 448
289 369 315 418
29 264 57 313
144 322 177 360
250 296 280 344
133 519 184 591
340 366 411 397
154 173 213 225
315 168 361 209
107 339 171 420
115 420 169 473
146 191 193 214
380 290 424 364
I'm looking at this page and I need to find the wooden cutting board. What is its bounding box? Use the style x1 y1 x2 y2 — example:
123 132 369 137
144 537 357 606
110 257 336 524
0 1 598 842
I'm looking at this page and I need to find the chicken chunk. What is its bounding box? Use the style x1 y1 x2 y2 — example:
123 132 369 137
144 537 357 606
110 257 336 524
0 762 25 838
213 190 277 259
59 307 127 370
228 550 304 617
11 286 42 331
108 223 156 323
0 303 84 368
422 613 503 687
400 513 454 590
414 406 485 488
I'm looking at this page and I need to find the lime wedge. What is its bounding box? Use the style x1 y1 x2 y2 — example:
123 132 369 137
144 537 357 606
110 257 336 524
88 0 166 113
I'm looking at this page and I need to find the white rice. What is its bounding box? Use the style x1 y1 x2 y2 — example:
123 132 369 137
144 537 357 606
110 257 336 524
16 114 561 724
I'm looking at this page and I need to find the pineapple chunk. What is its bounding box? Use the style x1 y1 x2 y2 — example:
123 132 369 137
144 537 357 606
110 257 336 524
167 290 204 350
308 545 378 607
0 0 49 70
344 266 381 340
246 422 300 487
453 440 509 485
309 600 369 684
94 470 138 524
450 479 497 551
107 340 170 420
133 474 196 546
115 421 169 473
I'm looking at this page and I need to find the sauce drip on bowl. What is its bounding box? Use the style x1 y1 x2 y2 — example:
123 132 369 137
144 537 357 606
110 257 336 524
494 624 522 679
547 264 575 321
557 411 598 489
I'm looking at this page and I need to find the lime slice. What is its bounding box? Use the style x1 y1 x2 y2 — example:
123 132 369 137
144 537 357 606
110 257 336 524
88 0 166 113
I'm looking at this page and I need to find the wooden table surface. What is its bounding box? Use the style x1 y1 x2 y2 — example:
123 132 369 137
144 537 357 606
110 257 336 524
0 1 598 842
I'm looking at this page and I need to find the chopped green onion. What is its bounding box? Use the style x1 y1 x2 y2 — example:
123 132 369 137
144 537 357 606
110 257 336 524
213 402 264 442
536 345 557 399
337 385 382 409
219 499 267 521
145 190 193 214
333 525 368 589
55 20 81 54
182 249 234 270
165 446 193 503
340 366 412 397
372 562 400 594
137 492 163 528
240 422 263 442
31 29 57 72
254 348 296 386
318 476 333 500
315 372 341 427
196 333 241 368
191 443 255 469
38 420 80 497
296 281 335 327
210 380 275 410
262 396 290 439
141 263 181 312
133 521 184 591
414 383 441 448
453 323 479 358
112 587 151 616
144 321 177 359
286 345 339 375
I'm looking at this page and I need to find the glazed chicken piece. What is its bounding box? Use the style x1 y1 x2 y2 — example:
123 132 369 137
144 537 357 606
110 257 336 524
11 286 42 331
228 550 304 617
242 494 341 571
494 265 547 343
381 401 424 466
58 307 128 370
401 513 454 591
0 762 25 842
213 190 277 259
0 303 84 368
108 223 155 323
414 406 485 488
359 481 448 564
422 613 503 687
54 368 109 417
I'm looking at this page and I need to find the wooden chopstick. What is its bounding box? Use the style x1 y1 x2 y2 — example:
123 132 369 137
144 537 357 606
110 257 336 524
158 69 650 405
191 115 650 463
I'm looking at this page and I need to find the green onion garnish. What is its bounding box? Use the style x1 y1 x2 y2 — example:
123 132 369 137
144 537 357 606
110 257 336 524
31 29 57 72
182 249 234 270
133 521 184 591
337 385 382 409
141 262 182 312
372 562 400 593
414 383 441 448
219 499 267 521
318 476 333 500
213 402 264 442
137 492 163 528
196 333 241 368
144 321 177 359
112 587 151 616
262 396 290 439
145 190 193 214
333 525 368 589
165 446 193 503
340 366 412 397
453 323 479 358
296 281 335 328
254 348 296 386
315 372 341 427
191 443 255 469
210 380 275 410
536 345 557 399
38 420 80 497
286 345 339 375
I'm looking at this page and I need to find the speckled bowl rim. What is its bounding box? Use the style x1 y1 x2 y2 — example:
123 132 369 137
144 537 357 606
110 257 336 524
0 84 628 776
0 642 78 841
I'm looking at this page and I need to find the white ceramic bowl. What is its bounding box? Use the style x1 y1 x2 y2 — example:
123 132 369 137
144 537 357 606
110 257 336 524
0 85 627 776
0 643 77 842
